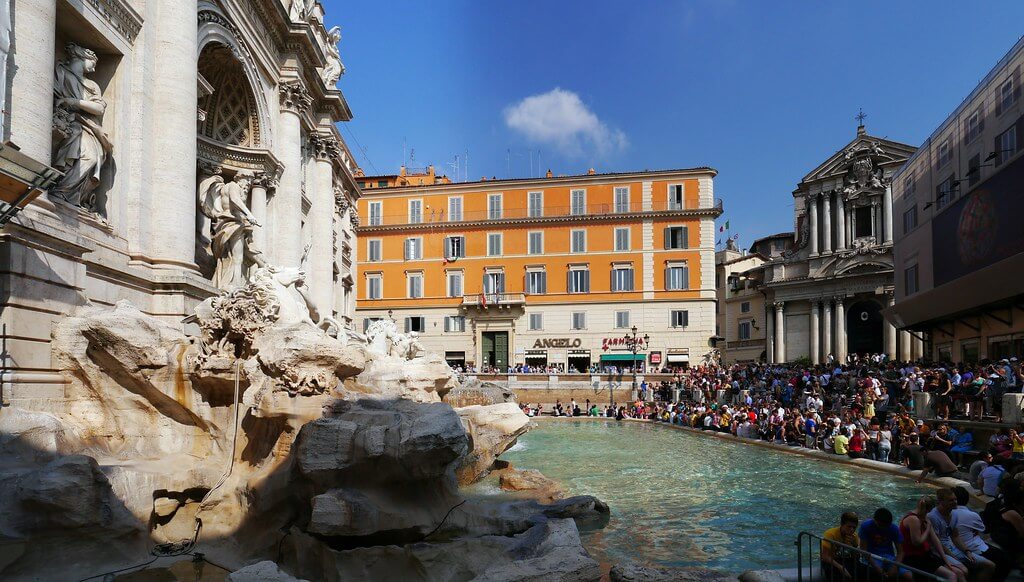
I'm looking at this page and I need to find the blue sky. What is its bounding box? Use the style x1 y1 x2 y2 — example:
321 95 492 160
327 0 1024 248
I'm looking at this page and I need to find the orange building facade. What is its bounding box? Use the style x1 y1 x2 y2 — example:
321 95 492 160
355 168 721 373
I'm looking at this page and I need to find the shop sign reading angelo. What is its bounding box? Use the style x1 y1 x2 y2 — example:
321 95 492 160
532 338 583 349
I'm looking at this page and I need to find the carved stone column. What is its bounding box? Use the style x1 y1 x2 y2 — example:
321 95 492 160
810 300 821 364
835 297 847 364
912 335 924 361
884 292 897 360
808 194 819 255
821 193 832 253
870 202 879 241
9 0 56 163
883 183 893 243
250 172 276 252
835 194 847 250
274 81 311 268
899 330 912 362
309 132 339 316
823 300 833 362
774 301 786 363
766 307 775 364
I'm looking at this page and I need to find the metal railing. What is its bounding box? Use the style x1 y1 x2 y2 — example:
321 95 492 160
461 293 527 306
795 531 945 582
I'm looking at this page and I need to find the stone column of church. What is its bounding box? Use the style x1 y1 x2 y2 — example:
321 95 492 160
883 183 893 243
8 0 56 163
899 331 912 361
822 193 832 253
835 297 847 363
884 293 897 360
766 308 775 364
836 195 847 250
774 302 786 363
810 300 821 364
250 173 274 253
147 0 199 270
808 194 819 255
275 81 311 268
871 203 879 241
823 300 833 362
309 133 337 316
912 335 924 360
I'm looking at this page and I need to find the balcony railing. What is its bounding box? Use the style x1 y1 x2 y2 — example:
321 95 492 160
363 198 724 228
461 293 527 307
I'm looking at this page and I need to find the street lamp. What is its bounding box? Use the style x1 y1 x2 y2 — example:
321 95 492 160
624 325 649 401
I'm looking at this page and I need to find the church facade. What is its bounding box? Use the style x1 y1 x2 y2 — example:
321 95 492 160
748 125 918 364
0 0 360 403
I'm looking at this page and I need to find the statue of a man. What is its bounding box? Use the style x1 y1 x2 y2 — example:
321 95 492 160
321 26 345 87
199 171 266 290
52 43 112 211
289 0 309 21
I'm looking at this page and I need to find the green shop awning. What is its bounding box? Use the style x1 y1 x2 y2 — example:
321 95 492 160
599 353 645 361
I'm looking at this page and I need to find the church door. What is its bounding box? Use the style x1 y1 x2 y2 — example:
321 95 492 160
846 300 883 357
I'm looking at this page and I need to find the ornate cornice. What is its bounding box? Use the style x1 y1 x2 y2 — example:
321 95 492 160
87 0 143 44
279 80 313 114
197 136 284 178
252 171 280 190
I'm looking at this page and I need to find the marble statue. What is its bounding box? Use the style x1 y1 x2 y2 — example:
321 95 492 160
365 319 425 360
289 0 310 21
51 43 112 211
198 171 266 290
321 26 344 87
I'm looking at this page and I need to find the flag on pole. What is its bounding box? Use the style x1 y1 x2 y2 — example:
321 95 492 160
480 293 487 307
732 233 739 240
725 220 730 230
719 225 725 233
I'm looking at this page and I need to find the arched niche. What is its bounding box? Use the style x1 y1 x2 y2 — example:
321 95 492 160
198 42 261 147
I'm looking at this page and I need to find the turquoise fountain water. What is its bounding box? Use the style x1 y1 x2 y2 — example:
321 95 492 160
498 419 933 573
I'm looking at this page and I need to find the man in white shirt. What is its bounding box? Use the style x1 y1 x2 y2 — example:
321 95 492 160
951 486 1011 580
979 462 1007 497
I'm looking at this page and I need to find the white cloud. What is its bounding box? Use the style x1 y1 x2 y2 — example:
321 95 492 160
503 88 627 157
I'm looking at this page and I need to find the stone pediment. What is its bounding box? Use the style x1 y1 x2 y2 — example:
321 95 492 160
799 131 916 185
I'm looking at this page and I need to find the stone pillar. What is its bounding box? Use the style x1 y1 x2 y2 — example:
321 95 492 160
810 300 821 364
275 81 311 268
850 209 857 243
835 297 847 364
836 194 847 250
766 307 774 364
8 0 56 163
808 194 819 255
822 193 832 253
145 0 200 269
774 301 786 363
912 335 924 361
309 133 338 316
899 330 912 362
870 203 879 241
823 300 833 363
883 183 893 243
884 294 897 360
250 173 275 252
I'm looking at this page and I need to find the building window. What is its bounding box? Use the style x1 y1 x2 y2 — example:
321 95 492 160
408 199 423 224
904 264 919 295
405 316 425 333
664 226 689 249
1000 77 1015 113
529 313 543 331
528 231 543 255
996 126 1017 166
368 201 382 226
614 227 630 251
854 206 872 238
738 321 752 340
444 315 465 333
528 191 543 217
404 237 423 260
448 196 463 221
614 310 630 329
937 139 951 168
447 271 463 297
968 154 981 186
670 310 689 328
362 317 382 333
611 266 634 292
903 205 918 234
965 109 983 143
667 185 684 210
407 272 423 298
571 311 586 330
741 301 751 313
444 236 465 259
367 239 382 262
568 268 590 294
903 176 916 199
367 274 382 300
571 229 586 253
483 271 505 295
377 180 388 188
936 175 956 209
665 263 689 290
487 233 502 256
526 270 546 294
570 189 586 215
487 193 502 219
614 186 630 213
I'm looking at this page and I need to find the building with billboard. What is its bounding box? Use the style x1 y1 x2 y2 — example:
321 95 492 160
889 37 1024 362
355 168 722 374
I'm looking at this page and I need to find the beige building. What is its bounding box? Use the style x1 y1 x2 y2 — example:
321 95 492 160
715 241 768 363
889 36 1024 362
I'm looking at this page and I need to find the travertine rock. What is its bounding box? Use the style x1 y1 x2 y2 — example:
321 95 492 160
498 468 566 501
443 379 517 407
455 402 532 485
611 562 733 582
353 351 458 403
227 560 308 582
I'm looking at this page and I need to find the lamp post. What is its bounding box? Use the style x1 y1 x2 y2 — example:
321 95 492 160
624 325 649 402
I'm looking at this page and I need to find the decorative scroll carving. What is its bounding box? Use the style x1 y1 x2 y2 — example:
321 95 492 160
279 80 312 114
309 133 340 160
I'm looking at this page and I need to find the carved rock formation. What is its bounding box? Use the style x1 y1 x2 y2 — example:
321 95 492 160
443 378 518 407
455 402 532 485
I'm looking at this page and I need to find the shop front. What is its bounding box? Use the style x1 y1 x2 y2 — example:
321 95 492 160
524 349 547 371
598 353 646 372
567 349 590 373
664 348 690 370
445 351 466 370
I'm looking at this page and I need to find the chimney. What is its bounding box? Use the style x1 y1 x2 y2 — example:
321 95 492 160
587 168 596 175
545 169 553 178
399 165 407 177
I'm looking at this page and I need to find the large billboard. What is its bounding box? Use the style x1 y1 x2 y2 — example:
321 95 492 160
932 155 1024 286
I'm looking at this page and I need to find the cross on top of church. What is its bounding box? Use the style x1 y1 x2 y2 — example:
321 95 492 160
855 108 867 126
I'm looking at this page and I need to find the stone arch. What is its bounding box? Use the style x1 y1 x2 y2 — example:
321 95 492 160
198 5 273 149
198 43 261 147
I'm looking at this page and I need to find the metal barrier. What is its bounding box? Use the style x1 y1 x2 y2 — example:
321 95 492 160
795 531 946 582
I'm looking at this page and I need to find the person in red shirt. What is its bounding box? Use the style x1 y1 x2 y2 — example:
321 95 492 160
899 496 963 582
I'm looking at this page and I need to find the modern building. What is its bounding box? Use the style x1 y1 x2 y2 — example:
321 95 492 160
355 168 722 373
356 165 451 190
0 0 360 403
748 125 917 364
715 240 768 364
889 36 1024 362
